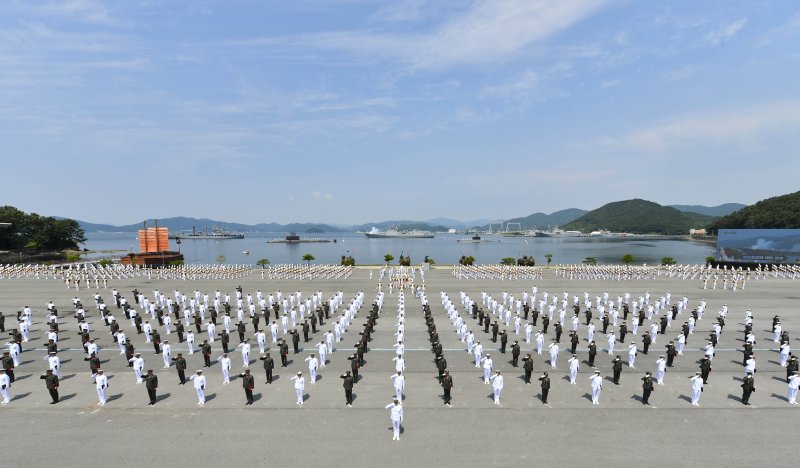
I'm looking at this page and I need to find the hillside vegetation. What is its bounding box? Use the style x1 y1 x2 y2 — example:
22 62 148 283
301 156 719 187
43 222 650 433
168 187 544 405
708 191 800 233
561 199 712 234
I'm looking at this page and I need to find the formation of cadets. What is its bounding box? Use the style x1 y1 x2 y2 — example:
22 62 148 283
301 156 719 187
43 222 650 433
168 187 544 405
423 285 800 407
261 264 354 280
452 265 543 281
1 284 396 408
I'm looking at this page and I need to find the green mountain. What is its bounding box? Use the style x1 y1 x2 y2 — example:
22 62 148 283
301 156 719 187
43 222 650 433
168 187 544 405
561 199 713 235
503 208 587 229
708 191 800 233
670 203 745 217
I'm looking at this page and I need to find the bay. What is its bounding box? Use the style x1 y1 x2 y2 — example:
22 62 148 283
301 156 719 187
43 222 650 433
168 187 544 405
81 232 714 266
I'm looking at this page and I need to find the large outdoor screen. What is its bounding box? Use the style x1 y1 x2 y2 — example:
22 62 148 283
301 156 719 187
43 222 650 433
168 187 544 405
716 229 800 264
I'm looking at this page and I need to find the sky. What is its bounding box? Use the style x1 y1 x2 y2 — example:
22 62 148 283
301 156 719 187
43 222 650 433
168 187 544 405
2 0 799 225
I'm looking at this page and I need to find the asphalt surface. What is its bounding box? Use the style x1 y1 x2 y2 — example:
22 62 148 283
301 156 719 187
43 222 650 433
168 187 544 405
1 267 797 467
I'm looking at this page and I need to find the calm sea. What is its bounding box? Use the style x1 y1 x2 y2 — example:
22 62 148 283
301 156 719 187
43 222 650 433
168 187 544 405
81 232 714 266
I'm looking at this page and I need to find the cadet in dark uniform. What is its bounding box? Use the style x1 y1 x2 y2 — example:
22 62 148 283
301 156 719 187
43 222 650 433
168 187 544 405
239 369 255 405
587 341 597 367
302 321 310 342
237 321 246 343
554 322 562 343
699 356 712 384
441 370 453 406
491 322 499 342
510 341 520 367
641 371 654 405
2 352 14 382
499 331 508 353
144 369 158 405
218 330 230 354
340 370 354 406
201 341 212 367
569 331 579 354
612 355 623 384
152 330 162 354
741 372 755 405
260 353 274 383
172 353 187 384
539 372 550 404
619 322 627 343
291 330 301 354
541 315 550 334
41 369 59 404
641 333 651 355
279 340 289 367
666 342 677 367
435 355 447 380
175 321 184 343
348 353 360 382
88 352 101 377
522 354 534 384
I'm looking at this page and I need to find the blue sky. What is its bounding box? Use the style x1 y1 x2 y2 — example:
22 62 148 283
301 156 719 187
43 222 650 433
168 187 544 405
2 0 799 225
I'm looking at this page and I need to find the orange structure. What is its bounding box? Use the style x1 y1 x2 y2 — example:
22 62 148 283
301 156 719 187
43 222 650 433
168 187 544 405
138 227 169 253
121 222 183 266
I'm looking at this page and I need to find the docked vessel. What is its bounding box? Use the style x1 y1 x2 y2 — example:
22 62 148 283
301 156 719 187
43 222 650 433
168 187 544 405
170 226 244 240
457 233 496 243
267 232 332 244
364 226 434 239
536 228 584 237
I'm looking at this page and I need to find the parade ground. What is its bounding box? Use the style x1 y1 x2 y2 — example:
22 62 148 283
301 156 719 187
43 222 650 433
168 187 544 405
1 267 797 467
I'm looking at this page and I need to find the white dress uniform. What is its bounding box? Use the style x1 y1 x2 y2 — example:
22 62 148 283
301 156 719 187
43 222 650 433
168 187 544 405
655 357 666 385
590 373 603 404
290 374 305 405
217 356 232 383
392 356 405 373
385 402 403 440
129 356 145 383
0 372 10 404
549 343 559 368
305 356 319 384
44 354 61 377
788 374 800 405
316 342 327 366
690 374 703 405
190 373 207 405
481 357 493 383
161 343 171 368
628 343 637 368
473 343 483 366
568 356 580 383
240 342 251 367
490 373 504 404
95 373 109 405
391 373 405 402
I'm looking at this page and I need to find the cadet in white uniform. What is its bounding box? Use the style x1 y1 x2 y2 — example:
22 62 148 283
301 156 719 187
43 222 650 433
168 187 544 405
290 372 305 405
788 372 799 405
490 371 504 405
239 340 251 367
568 354 580 384
628 342 637 368
44 352 60 377
690 372 704 405
0 369 10 405
160 341 171 368
217 353 232 383
548 342 559 368
391 371 405 402
655 355 667 385
590 371 603 404
385 399 403 441
190 370 206 405
129 353 145 383
95 370 109 405
305 354 319 384
481 355 493 384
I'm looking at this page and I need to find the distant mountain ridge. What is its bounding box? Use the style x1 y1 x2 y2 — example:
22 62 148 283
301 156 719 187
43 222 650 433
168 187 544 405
669 203 745 217
562 199 713 234
708 191 800 232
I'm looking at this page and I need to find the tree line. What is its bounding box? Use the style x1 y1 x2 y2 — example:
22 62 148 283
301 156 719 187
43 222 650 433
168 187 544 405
0 206 86 251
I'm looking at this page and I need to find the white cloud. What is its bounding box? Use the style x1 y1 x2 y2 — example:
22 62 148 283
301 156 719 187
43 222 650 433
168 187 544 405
311 191 333 200
226 0 612 70
705 18 747 46
0 0 127 27
592 102 800 152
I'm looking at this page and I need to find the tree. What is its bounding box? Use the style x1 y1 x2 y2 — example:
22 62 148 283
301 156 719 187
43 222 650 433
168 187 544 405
256 258 270 268
583 257 597 265
168 259 184 266
501 257 516 266
459 255 475 266
340 256 355 266
97 259 113 267
215 254 226 264
0 205 86 251
302 253 315 265
544 253 553 266
661 257 677 265
621 254 635 264
705 256 715 265
384 254 395 264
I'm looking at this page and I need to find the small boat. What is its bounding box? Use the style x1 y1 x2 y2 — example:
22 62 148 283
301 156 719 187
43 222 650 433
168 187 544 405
267 232 332 244
242 250 250 255
457 234 496 243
